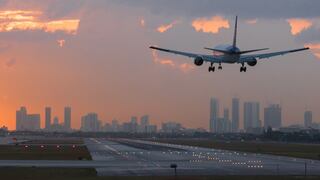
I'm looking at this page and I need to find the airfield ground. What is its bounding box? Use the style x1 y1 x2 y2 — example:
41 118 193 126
152 139 320 160
0 138 91 160
1 137 320 179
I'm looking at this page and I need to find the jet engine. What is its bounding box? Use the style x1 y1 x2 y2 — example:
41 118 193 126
247 59 257 66
194 57 204 66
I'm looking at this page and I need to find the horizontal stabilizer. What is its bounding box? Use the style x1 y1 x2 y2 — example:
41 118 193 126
204 47 269 54
238 48 269 54
204 47 231 54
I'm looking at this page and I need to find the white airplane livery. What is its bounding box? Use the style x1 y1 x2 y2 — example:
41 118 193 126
150 16 309 72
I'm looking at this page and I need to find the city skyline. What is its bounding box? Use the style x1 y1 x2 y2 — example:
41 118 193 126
0 0 320 130
5 97 318 131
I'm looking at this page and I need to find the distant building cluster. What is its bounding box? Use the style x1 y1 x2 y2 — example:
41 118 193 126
16 106 72 132
45 107 72 132
80 114 158 133
209 97 318 134
210 98 240 133
14 105 204 133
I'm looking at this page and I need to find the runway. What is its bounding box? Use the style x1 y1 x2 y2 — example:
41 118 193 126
85 138 320 176
0 138 320 176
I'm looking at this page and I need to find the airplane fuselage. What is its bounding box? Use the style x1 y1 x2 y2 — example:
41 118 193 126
213 45 240 64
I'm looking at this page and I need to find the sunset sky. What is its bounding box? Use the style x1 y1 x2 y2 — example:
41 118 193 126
0 0 320 130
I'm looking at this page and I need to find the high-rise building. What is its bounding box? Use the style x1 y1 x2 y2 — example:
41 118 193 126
140 115 149 127
210 98 219 133
140 115 149 133
264 104 282 129
304 111 313 128
81 113 101 132
224 108 229 122
130 116 138 133
16 107 27 131
45 107 51 130
162 122 182 133
111 119 120 132
232 98 240 132
224 108 231 132
216 108 231 133
16 107 40 131
64 107 71 130
244 102 261 132
53 117 59 125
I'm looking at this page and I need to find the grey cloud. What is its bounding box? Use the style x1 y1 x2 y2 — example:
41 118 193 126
0 0 85 19
109 0 320 19
295 27 320 44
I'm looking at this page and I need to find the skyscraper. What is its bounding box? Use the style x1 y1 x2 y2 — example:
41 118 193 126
16 107 27 131
244 102 260 132
130 116 138 133
232 98 240 132
64 107 71 130
81 113 101 132
222 108 231 133
304 111 313 128
264 104 282 129
140 115 149 133
210 98 219 133
45 107 51 130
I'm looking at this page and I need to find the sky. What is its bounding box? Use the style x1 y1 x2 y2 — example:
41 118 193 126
0 0 320 130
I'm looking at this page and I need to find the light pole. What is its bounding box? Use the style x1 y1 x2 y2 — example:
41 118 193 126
170 164 178 176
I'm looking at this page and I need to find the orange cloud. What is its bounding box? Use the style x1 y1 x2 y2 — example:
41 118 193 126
246 19 258 25
157 21 178 33
0 10 80 35
45 20 80 34
287 18 313 35
57 39 66 47
0 10 41 21
152 50 175 67
192 16 230 34
151 50 194 73
305 43 320 59
179 63 195 72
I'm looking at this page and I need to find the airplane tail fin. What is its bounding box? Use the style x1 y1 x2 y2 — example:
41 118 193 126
232 16 238 47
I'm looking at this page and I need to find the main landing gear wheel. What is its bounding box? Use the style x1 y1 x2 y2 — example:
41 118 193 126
240 67 247 72
218 66 222 70
208 66 215 72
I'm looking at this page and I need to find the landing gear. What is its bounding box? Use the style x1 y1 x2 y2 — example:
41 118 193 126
208 66 215 72
208 63 215 72
240 66 247 72
218 63 222 70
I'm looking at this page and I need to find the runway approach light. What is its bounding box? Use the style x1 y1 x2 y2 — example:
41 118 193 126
170 164 178 176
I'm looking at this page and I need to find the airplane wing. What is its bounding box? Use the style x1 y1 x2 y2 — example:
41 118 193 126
240 47 309 63
150 46 220 63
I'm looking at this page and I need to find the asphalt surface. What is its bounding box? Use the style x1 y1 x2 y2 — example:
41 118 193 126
1 138 320 176
84 138 320 176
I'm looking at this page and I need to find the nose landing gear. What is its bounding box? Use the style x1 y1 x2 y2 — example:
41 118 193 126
208 66 215 72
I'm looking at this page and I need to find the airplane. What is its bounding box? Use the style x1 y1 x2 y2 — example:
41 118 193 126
150 16 309 72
